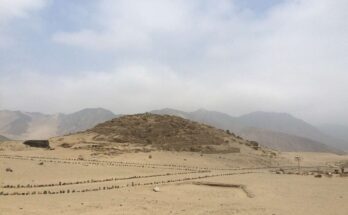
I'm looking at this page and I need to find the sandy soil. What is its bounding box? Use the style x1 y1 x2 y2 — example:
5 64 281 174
1 142 347 215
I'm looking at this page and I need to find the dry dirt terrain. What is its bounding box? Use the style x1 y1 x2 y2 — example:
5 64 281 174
1 142 347 215
1 114 347 215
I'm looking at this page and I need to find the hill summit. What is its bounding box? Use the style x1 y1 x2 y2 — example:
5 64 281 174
53 113 266 154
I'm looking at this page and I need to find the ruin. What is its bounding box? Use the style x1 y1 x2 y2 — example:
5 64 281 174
341 162 348 174
23 140 50 149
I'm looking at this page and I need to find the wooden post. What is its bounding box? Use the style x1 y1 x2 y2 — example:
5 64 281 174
294 156 302 174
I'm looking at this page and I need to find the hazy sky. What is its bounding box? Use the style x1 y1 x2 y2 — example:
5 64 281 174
0 0 347 125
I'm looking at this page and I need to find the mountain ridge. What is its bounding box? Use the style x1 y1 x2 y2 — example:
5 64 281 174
151 108 346 154
318 124 348 150
0 108 117 140
1 107 347 153
239 127 343 154
0 135 10 141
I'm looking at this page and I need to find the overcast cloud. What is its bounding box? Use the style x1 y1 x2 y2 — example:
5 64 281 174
0 0 347 125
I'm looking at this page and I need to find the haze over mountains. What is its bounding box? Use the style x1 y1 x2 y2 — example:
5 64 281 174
238 128 341 154
318 124 348 146
0 108 116 140
0 108 347 153
0 135 10 141
151 108 348 153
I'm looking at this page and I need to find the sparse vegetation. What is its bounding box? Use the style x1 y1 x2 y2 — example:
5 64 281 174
64 114 268 154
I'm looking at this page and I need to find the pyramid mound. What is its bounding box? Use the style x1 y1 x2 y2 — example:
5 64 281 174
53 113 265 154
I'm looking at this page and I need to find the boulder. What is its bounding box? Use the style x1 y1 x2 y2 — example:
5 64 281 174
153 186 160 192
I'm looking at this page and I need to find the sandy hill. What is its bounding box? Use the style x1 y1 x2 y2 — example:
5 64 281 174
52 113 270 155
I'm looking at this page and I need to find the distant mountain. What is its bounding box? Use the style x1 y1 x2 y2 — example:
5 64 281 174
0 110 31 136
152 108 242 131
0 135 10 141
318 124 348 151
151 108 188 118
0 108 117 140
0 110 55 139
239 127 343 154
151 108 346 154
236 112 333 143
57 108 117 135
236 112 347 152
2 107 347 153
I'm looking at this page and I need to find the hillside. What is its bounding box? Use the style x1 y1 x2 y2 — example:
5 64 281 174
57 108 116 135
0 110 32 136
318 124 348 151
236 112 343 145
239 127 343 154
52 113 268 154
0 108 116 140
2 107 346 153
0 135 10 141
151 108 346 153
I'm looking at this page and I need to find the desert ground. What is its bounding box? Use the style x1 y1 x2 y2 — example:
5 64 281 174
1 141 347 215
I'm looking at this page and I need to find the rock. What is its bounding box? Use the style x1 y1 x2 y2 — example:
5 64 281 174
326 172 333 177
153 186 160 192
